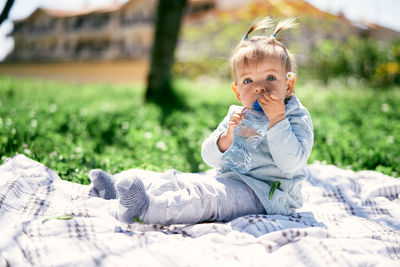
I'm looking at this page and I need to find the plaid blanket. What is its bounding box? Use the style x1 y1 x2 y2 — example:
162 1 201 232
1 155 399 267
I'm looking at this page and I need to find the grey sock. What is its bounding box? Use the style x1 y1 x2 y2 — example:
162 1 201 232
116 176 149 224
89 169 117 200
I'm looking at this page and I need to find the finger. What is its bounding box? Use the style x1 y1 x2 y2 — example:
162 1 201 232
228 121 239 128
231 117 241 123
262 91 280 103
270 91 280 101
258 93 270 104
234 112 243 118
265 91 276 101
231 114 242 121
257 98 267 107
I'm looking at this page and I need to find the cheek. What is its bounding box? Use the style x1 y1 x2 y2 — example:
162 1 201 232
239 85 254 96
264 81 280 92
269 81 286 91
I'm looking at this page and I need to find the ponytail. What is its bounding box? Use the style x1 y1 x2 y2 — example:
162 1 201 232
243 17 298 41
272 17 298 39
243 17 274 41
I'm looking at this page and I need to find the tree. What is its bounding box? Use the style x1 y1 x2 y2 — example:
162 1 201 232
0 0 15 26
145 0 187 106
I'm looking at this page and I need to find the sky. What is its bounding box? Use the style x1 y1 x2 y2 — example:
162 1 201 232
0 0 400 61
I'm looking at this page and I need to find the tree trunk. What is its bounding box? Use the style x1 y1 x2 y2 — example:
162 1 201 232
0 0 15 26
145 0 187 105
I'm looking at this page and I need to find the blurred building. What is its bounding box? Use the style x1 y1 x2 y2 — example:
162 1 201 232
6 0 399 62
6 0 218 62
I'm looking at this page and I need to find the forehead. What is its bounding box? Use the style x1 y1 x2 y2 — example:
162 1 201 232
236 57 285 76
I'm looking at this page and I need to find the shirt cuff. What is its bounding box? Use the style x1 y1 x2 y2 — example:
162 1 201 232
210 133 225 156
201 133 224 168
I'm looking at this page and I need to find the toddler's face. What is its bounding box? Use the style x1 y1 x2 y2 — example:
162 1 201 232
232 57 294 108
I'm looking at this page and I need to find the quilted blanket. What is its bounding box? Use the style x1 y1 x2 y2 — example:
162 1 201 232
0 154 400 267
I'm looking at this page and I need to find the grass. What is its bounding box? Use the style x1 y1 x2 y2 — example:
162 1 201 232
0 75 399 185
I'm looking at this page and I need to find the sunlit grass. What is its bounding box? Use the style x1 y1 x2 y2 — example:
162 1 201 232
1 75 399 185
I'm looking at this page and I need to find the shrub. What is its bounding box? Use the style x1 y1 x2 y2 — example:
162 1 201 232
308 37 400 87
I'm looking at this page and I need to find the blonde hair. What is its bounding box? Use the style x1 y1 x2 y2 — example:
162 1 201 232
230 17 297 80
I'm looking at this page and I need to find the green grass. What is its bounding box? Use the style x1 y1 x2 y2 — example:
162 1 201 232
1 75 399 184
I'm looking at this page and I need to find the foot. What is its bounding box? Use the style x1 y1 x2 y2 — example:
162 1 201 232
89 169 117 200
116 176 149 224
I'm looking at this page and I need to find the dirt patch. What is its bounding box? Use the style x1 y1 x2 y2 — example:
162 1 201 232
0 60 149 84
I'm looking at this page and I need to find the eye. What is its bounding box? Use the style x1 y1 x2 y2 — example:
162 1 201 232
267 75 276 81
243 78 253 84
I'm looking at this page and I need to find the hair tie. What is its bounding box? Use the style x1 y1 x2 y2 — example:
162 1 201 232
243 34 249 41
286 72 295 80
271 33 277 39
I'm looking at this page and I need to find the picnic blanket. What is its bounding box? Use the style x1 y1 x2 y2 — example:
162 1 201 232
0 155 400 267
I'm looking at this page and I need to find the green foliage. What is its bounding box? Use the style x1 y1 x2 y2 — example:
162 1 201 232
299 80 400 177
173 57 230 80
308 37 400 87
0 76 399 185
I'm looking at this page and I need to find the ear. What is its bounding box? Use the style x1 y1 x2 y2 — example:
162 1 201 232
232 82 241 102
286 77 296 97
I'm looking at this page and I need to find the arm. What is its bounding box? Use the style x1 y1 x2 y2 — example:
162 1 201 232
266 108 314 174
217 111 243 152
201 130 224 169
201 105 242 169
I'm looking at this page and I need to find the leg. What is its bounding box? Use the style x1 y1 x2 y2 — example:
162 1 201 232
140 170 265 225
89 169 117 199
115 175 150 224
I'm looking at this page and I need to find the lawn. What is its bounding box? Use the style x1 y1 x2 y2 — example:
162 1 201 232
1 75 399 184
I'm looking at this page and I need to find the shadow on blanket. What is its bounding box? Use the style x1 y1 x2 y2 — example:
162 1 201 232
1 154 400 267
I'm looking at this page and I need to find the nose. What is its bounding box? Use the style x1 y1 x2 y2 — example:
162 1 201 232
255 86 266 94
